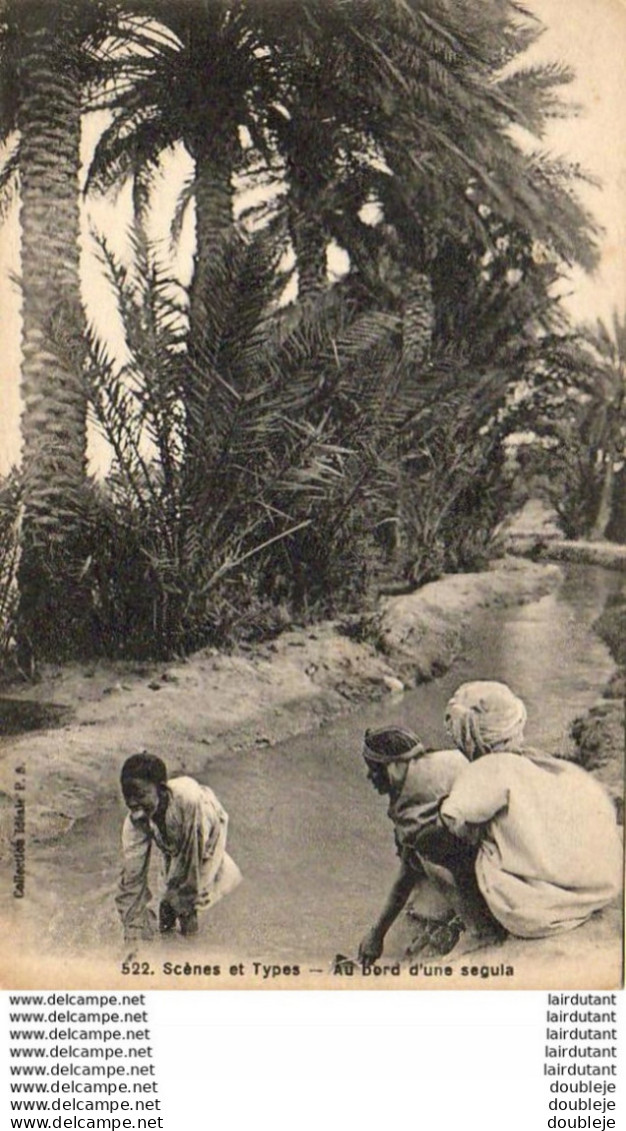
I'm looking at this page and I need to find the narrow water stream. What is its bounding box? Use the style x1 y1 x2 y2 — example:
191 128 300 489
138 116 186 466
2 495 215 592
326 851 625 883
19 565 625 964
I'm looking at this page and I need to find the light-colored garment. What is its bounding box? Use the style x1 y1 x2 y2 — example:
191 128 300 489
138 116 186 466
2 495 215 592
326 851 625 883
389 749 469 858
440 751 623 938
116 776 242 940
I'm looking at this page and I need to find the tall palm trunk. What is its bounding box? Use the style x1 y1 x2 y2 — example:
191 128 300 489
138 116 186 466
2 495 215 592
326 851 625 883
188 145 235 353
184 139 236 473
15 2 90 663
392 262 435 562
282 114 329 303
402 271 434 368
290 208 328 301
590 456 615 541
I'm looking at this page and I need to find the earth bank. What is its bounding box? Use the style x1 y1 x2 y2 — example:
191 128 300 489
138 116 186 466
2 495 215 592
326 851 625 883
568 592 626 818
0 557 560 850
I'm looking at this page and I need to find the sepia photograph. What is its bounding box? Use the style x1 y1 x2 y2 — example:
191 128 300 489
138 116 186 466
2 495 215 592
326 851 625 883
0 0 624 990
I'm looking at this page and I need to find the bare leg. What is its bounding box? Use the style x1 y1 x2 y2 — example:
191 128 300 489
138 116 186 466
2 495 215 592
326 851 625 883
410 827 505 954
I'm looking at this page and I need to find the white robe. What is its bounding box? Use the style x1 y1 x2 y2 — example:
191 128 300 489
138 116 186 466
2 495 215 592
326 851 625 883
117 776 241 940
440 752 622 938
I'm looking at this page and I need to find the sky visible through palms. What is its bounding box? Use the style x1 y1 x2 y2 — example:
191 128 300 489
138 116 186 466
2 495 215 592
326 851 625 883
0 0 625 475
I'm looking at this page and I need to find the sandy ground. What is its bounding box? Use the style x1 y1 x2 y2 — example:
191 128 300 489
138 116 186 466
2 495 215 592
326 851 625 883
502 499 626 570
521 540 626 571
570 679 625 819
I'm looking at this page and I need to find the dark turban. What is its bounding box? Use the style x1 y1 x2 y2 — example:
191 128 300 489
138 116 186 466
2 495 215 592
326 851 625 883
362 726 425 765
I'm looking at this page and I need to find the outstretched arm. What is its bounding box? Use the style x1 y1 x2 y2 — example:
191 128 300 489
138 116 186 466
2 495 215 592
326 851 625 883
358 858 420 963
440 759 509 840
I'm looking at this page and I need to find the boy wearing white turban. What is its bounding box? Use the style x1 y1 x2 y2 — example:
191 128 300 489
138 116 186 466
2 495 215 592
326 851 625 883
440 681 623 942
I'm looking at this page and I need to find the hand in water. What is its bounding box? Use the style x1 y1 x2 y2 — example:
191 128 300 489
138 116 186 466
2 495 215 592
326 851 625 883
358 927 384 963
158 900 177 934
179 909 198 936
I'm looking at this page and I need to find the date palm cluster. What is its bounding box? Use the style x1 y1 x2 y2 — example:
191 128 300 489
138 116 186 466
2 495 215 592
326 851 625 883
0 0 605 661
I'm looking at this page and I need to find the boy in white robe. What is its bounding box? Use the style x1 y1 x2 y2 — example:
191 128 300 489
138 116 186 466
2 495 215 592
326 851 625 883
116 753 241 942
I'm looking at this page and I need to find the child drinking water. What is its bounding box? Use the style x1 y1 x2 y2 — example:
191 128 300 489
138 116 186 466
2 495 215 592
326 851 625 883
116 752 241 942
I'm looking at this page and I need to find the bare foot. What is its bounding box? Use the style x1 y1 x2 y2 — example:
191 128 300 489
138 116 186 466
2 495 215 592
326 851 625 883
405 914 465 959
444 926 506 961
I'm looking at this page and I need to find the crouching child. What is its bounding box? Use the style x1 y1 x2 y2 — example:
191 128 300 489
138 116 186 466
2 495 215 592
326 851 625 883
116 753 242 943
358 726 501 963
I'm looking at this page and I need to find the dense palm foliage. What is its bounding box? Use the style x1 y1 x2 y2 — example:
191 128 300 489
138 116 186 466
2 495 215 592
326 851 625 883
84 226 400 651
501 314 626 541
82 218 522 654
578 313 626 539
0 0 614 663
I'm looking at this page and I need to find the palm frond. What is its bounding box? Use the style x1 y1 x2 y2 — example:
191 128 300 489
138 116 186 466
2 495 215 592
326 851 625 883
0 138 18 220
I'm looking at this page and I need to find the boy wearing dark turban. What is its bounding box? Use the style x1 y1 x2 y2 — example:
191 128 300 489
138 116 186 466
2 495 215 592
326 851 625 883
117 753 241 943
358 726 500 963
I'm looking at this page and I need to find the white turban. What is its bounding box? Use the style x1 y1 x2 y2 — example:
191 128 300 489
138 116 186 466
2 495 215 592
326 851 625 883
445 681 527 761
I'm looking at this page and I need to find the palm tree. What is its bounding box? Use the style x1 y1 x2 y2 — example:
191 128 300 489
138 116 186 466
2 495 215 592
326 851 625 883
0 0 118 659
344 1 598 366
258 0 598 366
85 0 297 475
87 2 286 342
80 0 601 587
84 218 421 650
4 1 84 509
578 312 626 540
243 0 597 346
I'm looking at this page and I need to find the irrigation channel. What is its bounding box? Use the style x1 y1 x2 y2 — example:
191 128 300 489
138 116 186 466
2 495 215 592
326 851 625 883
11 564 625 969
